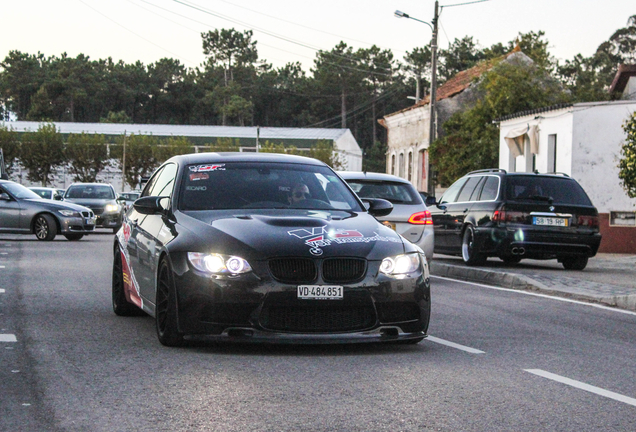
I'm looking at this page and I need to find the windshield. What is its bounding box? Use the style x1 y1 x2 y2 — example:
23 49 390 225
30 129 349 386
65 185 115 200
3 182 42 199
506 176 593 206
179 162 363 212
346 180 421 204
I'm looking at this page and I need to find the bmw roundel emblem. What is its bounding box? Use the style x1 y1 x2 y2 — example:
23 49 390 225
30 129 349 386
549 206 555 211
309 247 323 256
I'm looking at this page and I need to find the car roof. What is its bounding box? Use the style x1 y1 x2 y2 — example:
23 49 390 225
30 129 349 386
464 169 574 180
167 152 326 166
337 171 412 184
67 182 115 187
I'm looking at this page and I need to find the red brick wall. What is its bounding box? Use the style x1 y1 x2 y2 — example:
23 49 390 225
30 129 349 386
598 213 636 253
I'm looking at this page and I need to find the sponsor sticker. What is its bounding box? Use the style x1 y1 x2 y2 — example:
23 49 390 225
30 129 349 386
189 164 226 172
189 173 209 181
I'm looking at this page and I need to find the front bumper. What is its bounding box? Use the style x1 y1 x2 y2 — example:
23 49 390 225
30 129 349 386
96 213 123 228
59 215 96 234
171 255 431 344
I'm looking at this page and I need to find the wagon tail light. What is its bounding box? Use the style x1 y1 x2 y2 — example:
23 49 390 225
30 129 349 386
577 215 599 228
493 207 528 224
408 210 433 225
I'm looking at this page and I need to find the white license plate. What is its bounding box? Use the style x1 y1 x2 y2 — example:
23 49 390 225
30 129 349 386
297 285 343 300
533 217 568 227
85 217 96 224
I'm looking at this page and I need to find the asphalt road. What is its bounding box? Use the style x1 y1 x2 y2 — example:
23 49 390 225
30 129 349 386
1 233 636 431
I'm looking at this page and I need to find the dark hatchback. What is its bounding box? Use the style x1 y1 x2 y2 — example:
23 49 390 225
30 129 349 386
112 153 431 346
427 169 601 270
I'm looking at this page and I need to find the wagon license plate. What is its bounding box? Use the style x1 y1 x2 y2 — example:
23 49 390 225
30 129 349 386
533 217 568 227
85 217 96 224
297 285 343 300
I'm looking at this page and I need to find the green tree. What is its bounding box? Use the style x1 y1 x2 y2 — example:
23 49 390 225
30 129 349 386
0 125 20 176
111 134 160 190
430 61 568 186
618 111 636 198
0 51 48 120
65 132 108 182
363 140 387 173
20 123 66 186
403 46 431 101
152 136 196 163
438 36 486 82
308 140 344 170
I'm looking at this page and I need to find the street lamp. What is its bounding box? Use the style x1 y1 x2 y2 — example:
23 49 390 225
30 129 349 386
394 2 439 196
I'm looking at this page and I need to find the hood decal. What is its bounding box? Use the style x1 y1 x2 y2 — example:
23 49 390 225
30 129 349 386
288 226 400 255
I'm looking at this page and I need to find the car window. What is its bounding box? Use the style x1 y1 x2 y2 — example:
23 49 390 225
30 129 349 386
439 178 467 204
506 176 592 205
66 185 115 199
468 177 486 202
479 176 500 201
2 183 42 199
345 180 420 204
456 176 482 203
180 162 362 212
148 163 177 198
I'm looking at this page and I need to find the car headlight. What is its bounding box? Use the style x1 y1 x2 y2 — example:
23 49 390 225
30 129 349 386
58 209 81 217
105 204 120 213
379 253 421 276
187 252 252 275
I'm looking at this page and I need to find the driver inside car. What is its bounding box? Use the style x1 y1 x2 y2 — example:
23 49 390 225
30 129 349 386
289 183 311 205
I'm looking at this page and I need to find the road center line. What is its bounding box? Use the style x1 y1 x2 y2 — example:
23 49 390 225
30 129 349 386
0 289 5 293
0 334 18 343
432 275 636 317
525 369 636 407
427 336 485 354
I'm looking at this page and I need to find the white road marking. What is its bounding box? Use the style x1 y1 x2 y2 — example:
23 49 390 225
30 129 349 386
525 369 636 407
432 275 636 317
427 336 485 354
0 289 5 293
0 266 5 269
0 334 17 342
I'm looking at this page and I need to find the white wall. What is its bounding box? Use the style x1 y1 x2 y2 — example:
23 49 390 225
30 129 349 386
571 102 636 212
499 102 636 214
334 130 363 171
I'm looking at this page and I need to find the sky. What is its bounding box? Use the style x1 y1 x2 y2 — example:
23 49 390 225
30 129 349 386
0 0 634 72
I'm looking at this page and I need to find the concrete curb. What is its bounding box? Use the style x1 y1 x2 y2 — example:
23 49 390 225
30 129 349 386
429 262 636 312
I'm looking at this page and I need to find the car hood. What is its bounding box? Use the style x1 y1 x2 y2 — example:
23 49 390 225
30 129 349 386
64 198 114 207
25 199 93 213
177 210 406 261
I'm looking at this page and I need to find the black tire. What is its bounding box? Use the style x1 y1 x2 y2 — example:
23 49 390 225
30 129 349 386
501 255 522 264
461 225 486 266
156 259 184 347
561 256 588 270
112 246 144 316
64 233 84 241
34 214 57 241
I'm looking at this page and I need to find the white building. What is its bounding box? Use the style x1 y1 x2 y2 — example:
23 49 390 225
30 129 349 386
3 121 363 189
497 99 636 253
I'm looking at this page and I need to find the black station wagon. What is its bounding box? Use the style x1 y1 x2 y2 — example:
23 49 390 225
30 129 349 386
426 169 602 270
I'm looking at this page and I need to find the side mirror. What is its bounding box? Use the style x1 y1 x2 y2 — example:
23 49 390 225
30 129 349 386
54 194 63 201
133 196 167 215
0 192 10 201
362 198 393 217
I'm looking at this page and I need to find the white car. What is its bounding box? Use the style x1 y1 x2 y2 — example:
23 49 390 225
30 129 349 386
338 171 434 262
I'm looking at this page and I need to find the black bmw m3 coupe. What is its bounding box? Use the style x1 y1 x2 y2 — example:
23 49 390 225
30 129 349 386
112 152 431 346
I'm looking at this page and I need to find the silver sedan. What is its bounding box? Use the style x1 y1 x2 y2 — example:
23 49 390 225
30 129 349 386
338 171 435 262
0 180 96 241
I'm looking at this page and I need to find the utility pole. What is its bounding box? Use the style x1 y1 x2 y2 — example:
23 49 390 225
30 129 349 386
256 126 260 152
122 132 127 192
427 0 439 196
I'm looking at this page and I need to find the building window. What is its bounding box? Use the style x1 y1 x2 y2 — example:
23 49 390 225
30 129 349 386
407 152 413 181
398 153 404 178
548 134 557 173
391 154 396 175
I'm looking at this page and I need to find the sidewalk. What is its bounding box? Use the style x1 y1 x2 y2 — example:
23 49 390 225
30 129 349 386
429 253 636 312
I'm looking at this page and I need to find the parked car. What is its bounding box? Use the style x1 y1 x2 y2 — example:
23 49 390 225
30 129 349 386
29 187 64 201
117 191 140 211
63 183 124 233
338 171 434 263
112 152 431 346
426 169 602 270
0 180 96 241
